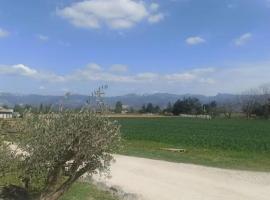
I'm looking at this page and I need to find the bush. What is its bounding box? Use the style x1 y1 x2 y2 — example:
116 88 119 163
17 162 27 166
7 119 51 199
0 110 121 200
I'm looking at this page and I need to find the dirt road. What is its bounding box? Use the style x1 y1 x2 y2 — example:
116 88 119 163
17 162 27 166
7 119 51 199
94 155 270 200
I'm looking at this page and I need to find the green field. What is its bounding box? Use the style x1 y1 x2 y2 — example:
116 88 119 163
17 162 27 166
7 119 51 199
117 117 270 171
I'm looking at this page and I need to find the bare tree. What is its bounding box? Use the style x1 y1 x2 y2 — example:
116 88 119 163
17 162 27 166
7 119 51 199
220 102 233 119
241 84 270 118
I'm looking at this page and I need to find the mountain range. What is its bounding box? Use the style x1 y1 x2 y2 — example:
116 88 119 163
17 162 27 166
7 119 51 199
0 92 240 109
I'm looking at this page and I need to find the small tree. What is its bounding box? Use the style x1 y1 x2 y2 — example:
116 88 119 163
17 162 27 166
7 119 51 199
139 104 147 113
241 90 258 119
241 85 270 119
204 101 219 118
14 104 25 116
146 103 154 113
139 103 159 114
1 91 121 200
115 101 123 113
153 105 161 114
164 102 173 113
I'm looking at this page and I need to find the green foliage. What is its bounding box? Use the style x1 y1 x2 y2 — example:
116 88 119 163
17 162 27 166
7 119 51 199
114 101 123 113
172 98 203 115
0 111 121 200
14 105 25 115
0 142 22 181
140 103 161 114
251 100 270 119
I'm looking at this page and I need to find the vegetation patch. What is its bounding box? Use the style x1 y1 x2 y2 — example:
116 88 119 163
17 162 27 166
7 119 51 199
60 182 118 200
117 117 270 171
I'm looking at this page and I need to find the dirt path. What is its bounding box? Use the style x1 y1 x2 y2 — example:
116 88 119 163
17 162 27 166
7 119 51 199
94 155 270 200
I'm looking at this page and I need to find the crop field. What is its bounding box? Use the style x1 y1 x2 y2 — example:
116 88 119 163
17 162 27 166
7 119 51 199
116 117 270 171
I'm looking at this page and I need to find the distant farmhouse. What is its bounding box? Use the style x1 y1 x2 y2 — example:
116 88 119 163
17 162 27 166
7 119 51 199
0 107 14 119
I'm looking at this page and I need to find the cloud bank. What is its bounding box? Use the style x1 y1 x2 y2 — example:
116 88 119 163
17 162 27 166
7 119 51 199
1 62 270 95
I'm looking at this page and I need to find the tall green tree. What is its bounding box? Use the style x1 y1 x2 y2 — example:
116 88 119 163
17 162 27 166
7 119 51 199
172 98 203 115
115 101 123 113
146 103 154 113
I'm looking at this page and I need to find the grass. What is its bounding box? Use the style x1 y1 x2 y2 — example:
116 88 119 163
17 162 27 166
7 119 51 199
60 182 118 200
116 117 270 171
0 175 117 200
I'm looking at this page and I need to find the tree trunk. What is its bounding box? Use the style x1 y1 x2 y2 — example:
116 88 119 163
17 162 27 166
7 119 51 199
40 165 88 200
40 179 74 200
40 163 92 200
40 188 66 200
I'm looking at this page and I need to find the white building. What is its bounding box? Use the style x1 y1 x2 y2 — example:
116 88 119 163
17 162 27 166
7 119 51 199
0 107 14 119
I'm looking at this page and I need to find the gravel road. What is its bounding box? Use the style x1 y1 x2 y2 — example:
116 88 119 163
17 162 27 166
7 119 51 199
94 155 270 200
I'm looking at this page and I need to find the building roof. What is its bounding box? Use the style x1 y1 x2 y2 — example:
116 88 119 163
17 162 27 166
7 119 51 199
0 107 14 113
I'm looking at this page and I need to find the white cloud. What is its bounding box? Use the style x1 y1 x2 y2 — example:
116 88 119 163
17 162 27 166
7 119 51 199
0 63 216 85
190 67 216 74
164 68 215 82
110 64 128 73
68 65 133 82
0 64 37 77
148 13 164 24
37 34 49 41
0 28 9 38
149 3 159 12
86 63 103 71
136 73 158 81
234 33 252 46
0 64 64 82
57 0 164 30
165 73 196 82
39 86 46 90
186 36 206 45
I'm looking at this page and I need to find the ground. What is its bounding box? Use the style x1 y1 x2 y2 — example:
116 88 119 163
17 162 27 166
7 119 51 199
94 155 270 200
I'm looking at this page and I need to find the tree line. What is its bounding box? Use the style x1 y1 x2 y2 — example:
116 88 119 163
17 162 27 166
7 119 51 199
114 91 270 119
114 98 219 117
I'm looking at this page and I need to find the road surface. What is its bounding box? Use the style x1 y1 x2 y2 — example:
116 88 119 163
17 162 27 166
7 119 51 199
94 155 270 200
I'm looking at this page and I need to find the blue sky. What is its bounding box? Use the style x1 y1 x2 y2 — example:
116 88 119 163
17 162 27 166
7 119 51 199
0 0 270 96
